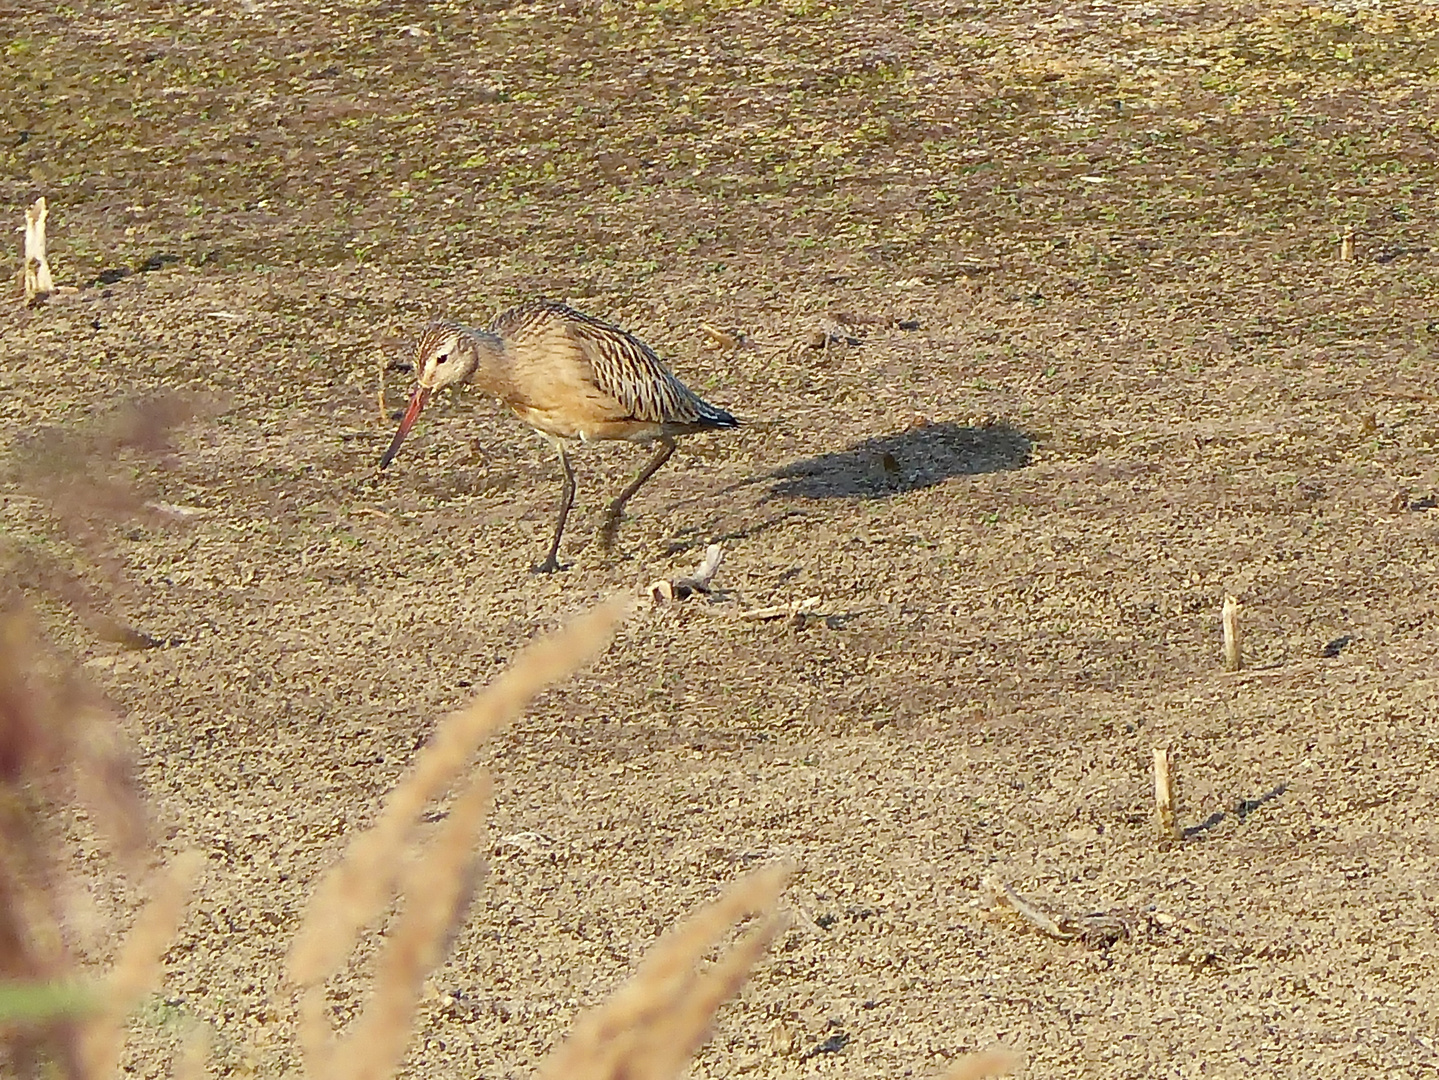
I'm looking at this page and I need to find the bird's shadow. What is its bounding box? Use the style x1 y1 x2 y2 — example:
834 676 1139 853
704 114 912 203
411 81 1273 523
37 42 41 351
767 421 1033 500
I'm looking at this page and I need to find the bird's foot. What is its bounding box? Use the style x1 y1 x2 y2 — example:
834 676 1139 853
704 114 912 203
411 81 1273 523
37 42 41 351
530 555 569 575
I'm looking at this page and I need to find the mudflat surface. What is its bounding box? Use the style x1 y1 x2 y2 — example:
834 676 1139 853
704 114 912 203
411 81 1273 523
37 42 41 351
5 1 1439 1076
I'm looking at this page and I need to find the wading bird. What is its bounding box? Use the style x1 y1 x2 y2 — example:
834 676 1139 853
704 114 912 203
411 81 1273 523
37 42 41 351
379 300 738 573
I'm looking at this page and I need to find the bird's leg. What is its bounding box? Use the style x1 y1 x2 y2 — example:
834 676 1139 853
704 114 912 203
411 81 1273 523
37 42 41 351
600 437 675 552
533 443 576 574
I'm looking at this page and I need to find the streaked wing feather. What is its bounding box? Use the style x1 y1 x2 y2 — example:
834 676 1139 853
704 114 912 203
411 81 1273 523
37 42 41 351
491 300 718 427
573 324 706 426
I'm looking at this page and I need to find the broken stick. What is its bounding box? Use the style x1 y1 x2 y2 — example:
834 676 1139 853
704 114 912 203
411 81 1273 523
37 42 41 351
985 877 1129 946
1221 595 1242 672
649 544 724 603
24 197 54 305
1153 747 1181 843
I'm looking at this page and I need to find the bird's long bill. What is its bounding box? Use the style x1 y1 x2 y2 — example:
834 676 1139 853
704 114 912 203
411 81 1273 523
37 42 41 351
379 386 431 469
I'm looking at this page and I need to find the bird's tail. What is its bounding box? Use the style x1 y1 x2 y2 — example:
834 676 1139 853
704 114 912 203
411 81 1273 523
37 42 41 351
696 400 739 429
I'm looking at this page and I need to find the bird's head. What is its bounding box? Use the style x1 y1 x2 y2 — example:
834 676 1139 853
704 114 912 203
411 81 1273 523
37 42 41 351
379 320 478 469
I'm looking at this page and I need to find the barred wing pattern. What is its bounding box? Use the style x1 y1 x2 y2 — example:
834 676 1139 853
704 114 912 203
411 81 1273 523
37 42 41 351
490 300 736 431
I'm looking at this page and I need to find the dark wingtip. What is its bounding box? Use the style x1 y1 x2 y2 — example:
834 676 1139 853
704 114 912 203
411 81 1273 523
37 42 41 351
705 405 739 429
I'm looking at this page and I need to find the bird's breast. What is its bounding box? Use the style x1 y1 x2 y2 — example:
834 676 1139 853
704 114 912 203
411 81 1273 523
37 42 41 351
509 402 666 444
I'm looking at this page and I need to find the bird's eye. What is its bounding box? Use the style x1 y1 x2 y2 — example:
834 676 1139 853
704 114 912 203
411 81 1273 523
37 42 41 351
436 353 449 365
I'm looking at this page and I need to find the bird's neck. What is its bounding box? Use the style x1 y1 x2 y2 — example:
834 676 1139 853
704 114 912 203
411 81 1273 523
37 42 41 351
459 326 510 394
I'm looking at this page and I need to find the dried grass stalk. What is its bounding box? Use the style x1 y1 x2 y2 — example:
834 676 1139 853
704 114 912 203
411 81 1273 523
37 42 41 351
320 773 493 1080
1221 595 1242 672
24 197 54 305
638 912 784 1080
1153 747 1181 843
168 1030 211 1080
4 394 210 659
288 598 628 988
77 849 202 1079
0 398 203 1079
69 706 148 862
296 986 332 1080
0 608 152 1080
535 864 790 1080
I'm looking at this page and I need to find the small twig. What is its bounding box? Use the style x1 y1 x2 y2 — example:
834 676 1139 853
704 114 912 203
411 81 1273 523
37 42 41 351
698 323 741 349
986 878 1128 946
989 879 1071 939
649 544 723 602
1222 595 1242 672
738 596 820 621
1153 747 1181 844
24 196 55 305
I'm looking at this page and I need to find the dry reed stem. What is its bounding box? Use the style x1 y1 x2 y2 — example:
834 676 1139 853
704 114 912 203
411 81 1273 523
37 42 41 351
1153 747 1181 843
321 773 493 1080
941 1048 1022 1079
296 987 331 1079
169 1030 211 1080
535 864 790 1080
287 598 629 989
69 706 148 863
1221 595 1242 672
5 394 211 664
77 849 202 1079
24 197 54 305
637 912 786 1080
